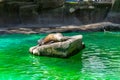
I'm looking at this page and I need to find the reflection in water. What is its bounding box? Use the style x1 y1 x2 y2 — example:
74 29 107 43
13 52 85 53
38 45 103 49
0 32 120 79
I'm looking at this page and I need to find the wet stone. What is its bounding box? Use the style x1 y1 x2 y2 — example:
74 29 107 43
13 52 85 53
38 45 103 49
29 34 84 58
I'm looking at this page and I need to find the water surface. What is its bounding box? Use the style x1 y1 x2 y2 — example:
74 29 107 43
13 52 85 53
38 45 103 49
0 32 120 80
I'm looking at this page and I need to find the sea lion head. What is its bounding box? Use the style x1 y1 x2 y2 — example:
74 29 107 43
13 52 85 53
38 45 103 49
38 38 44 46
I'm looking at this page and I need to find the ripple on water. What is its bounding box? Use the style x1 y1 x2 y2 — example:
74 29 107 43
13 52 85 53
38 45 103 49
0 32 120 79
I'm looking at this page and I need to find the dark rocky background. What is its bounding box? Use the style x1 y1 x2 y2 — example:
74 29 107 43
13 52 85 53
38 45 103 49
0 0 119 27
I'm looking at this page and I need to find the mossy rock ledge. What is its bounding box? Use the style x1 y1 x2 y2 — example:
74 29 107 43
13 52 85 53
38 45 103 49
29 35 84 58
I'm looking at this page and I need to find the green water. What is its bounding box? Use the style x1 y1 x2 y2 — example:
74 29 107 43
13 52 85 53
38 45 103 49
0 32 120 80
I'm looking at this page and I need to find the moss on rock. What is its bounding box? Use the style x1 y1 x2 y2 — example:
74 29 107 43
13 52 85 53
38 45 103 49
112 0 120 12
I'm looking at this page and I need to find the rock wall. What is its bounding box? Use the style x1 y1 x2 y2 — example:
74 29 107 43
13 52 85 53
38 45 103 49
0 1 113 27
112 0 120 12
106 0 120 24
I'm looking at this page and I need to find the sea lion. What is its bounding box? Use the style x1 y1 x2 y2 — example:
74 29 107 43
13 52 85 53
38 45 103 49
38 33 70 46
